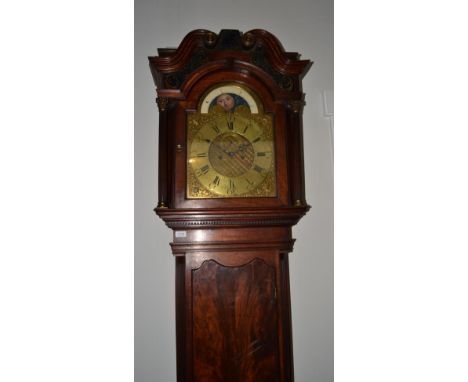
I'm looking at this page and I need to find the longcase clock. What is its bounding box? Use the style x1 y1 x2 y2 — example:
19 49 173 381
149 29 312 382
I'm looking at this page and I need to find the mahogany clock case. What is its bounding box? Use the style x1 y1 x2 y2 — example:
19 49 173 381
149 29 312 382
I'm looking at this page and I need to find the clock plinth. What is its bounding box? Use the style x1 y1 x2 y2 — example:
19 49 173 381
150 29 312 382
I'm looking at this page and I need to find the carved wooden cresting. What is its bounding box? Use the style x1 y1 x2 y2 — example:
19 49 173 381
149 29 312 382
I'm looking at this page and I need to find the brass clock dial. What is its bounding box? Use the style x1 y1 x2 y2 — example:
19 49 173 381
187 84 276 198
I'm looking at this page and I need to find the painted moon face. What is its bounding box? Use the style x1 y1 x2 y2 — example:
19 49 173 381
215 94 236 112
200 84 259 114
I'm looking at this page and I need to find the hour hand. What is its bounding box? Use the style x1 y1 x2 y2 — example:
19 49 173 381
211 142 231 158
234 143 250 154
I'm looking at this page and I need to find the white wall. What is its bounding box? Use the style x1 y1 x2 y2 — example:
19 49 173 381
135 0 333 381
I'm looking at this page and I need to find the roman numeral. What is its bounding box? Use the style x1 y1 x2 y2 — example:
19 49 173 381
196 153 207 157
252 137 261 143
243 124 250 134
227 179 236 194
256 152 268 157
227 121 234 130
196 165 210 176
211 124 220 134
253 165 264 173
210 175 220 189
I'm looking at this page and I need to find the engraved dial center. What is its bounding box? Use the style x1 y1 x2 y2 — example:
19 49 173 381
208 132 255 177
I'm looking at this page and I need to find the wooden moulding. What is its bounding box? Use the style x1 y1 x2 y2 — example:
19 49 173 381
149 29 312 94
155 205 310 230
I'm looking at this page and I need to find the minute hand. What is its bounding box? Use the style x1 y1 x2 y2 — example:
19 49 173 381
211 142 234 157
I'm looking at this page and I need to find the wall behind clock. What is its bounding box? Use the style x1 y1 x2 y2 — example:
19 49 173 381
134 0 333 381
